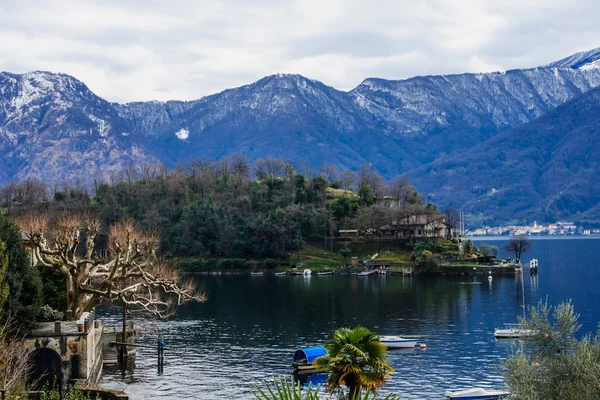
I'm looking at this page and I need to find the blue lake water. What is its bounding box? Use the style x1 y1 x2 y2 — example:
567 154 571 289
99 238 600 399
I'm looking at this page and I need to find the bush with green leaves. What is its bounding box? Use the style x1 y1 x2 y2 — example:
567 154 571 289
479 243 499 257
253 376 400 400
264 258 278 269
38 384 91 400
218 258 250 270
503 300 600 400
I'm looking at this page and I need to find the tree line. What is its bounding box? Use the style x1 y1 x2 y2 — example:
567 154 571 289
0 156 443 261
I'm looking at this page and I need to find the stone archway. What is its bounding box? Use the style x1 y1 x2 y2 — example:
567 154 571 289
29 347 63 389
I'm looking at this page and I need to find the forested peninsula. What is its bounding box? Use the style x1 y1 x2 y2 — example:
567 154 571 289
0 156 456 271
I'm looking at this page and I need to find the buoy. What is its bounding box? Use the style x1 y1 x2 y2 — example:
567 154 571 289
419 343 426 349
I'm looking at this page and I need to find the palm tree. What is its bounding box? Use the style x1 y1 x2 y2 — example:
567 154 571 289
315 326 394 398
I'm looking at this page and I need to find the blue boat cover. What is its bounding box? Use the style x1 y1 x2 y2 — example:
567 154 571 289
293 346 327 363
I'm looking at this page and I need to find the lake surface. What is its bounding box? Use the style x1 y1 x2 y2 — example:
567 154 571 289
99 238 600 399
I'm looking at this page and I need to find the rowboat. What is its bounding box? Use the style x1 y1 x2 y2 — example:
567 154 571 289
274 272 287 276
250 272 263 276
317 271 334 276
379 336 417 349
445 387 510 399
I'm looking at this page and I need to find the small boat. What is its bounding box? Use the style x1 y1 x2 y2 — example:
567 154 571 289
445 387 510 399
317 271 334 276
250 272 264 276
530 258 539 275
380 336 417 349
274 272 287 276
303 269 312 276
494 323 535 338
357 270 376 276
292 346 326 374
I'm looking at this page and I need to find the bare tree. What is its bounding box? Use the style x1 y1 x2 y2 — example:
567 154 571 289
504 235 532 263
230 153 250 178
341 169 357 193
443 206 461 239
319 164 339 185
16 213 205 318
0 313 33 396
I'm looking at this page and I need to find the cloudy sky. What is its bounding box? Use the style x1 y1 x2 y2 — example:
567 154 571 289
1 0 598 103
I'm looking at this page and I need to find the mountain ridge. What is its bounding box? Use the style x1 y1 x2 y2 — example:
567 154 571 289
407 85 600 224
2 48 600 224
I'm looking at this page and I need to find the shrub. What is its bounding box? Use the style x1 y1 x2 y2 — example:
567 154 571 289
307 234 325 242
218 258 250 270
263 258 278 269
504 300 600 400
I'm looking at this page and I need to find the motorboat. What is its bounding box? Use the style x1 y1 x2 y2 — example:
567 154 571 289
494 324 535 338
303 269 312 276
445 387 510 399
379 336 418 349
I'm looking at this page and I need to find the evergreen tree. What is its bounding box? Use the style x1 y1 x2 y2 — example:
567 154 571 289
0 216 44 326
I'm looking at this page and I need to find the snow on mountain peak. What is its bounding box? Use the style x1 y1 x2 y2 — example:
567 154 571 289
580 59 600 71
545 47 600 69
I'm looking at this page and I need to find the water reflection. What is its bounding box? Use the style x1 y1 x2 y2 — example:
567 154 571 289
99 239 600 400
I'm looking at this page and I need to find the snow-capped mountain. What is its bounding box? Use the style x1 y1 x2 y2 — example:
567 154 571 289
544 47 600 69
1 48 600 188
0 71 156 185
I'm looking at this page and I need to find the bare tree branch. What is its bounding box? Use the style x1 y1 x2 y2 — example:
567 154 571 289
15 213 205 319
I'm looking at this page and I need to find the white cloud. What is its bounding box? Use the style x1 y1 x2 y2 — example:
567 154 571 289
0 0 598 103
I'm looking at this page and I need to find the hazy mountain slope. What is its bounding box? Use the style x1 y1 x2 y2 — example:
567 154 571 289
407 86 600 224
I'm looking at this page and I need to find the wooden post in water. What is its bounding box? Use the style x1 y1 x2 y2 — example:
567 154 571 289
157 337 165 375
119 302 128 363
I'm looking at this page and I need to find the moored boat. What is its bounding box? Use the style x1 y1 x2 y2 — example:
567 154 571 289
292 346 326 374
445 387 510 399
274 271 287 276
317 271 334 276
357 270 377 276
250 271 264 276
379 336 418 349
494 324 535 338
303 269 312 276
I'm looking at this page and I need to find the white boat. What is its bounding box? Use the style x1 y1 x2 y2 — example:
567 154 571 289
445 387 510 399
303 269 312 276
274 272 287 276
494 323 535 338
250 272 264 276
494 272 534 338
317 271 334 276
357 270 376 276
379 336 417 349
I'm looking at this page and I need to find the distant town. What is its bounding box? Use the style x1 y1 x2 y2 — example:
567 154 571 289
466 221 600 236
